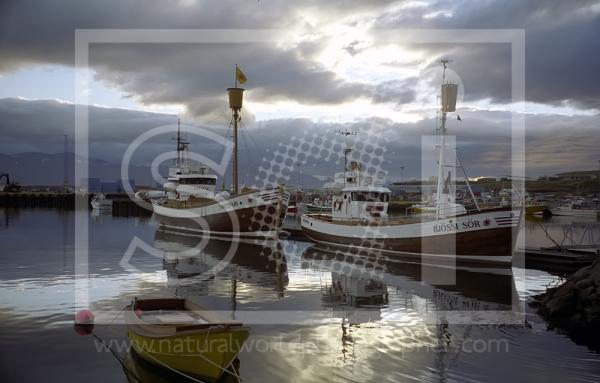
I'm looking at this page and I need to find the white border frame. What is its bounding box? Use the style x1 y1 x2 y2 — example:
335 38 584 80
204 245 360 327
74 29 525 324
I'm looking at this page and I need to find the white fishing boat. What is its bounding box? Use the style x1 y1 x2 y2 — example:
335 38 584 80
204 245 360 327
301 61 522 266
552 197 600 218
90 193 112 210
146 77 289 242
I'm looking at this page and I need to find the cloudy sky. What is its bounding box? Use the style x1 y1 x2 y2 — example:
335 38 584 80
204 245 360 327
0 0 599 184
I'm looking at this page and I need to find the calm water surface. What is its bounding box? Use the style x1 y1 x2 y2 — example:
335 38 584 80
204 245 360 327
1 208 599 382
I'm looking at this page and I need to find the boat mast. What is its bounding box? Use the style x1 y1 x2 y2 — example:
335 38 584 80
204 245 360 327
336 129 356 188
175 118 189 169
176 118 181 167
436 59 458 219
436 61 447 219
233 107 239 194
63 134 69 192
227 82 244 195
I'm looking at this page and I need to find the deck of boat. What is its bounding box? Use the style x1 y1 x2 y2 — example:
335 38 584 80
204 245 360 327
306 213 422 226
160 189 261 209
162 196 215 209
129 298 244 335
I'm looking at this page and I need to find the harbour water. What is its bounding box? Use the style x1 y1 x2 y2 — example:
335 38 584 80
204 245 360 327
1 208 599 382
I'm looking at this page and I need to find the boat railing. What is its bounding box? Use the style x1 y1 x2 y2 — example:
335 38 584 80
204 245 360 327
307 214 423 226
163 187 285 209
308 204 518 225
406 204 472 217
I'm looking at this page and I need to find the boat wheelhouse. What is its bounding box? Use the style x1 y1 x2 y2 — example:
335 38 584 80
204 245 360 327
331 186 391 221
163 162 218 200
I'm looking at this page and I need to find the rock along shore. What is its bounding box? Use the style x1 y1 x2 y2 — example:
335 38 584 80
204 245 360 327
535 257 600 349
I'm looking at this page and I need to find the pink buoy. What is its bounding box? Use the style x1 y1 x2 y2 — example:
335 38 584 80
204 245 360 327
74 309 95 336
75 309 95 325
135 308 143 317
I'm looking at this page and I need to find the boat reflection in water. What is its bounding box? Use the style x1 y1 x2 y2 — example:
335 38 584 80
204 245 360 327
123 348 241 383
301 243 520 371
155 230 289 299
324 273 389 308
303 243 518 322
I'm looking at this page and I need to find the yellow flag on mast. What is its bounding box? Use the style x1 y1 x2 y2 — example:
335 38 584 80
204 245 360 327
236 65 247 85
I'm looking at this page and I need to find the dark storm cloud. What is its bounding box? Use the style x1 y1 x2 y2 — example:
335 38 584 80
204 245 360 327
374 0 600 109
90 43 372 119
0 0 285 71
414 43 512 104
373 77 418 104
216 109 600 179
0 97 174 157
0 0 396 118
2 0 599 112
2 98 598 180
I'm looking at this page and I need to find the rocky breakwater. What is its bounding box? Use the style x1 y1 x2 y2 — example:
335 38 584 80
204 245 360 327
535 257 600 348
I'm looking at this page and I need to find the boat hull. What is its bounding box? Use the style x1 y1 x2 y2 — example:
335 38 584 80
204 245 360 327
128 329 249 380
91 200 112 210
551 207 599 218
525 204 547 216
153 188 290 242
302 203 329 213
301 208 521 265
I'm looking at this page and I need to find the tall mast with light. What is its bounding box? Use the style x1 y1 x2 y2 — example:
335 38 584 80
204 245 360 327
436 59 458 219
336 129 357 187
227 81 244 195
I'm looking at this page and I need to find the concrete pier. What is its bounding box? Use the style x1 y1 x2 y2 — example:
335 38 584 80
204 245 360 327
0 192 75 208
0 192 152 216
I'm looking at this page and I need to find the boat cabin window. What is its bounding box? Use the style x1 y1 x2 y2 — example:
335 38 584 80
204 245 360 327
351 192 389 202
179 177 216 185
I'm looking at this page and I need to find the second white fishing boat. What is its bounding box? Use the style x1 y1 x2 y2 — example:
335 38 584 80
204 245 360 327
301 61 522 266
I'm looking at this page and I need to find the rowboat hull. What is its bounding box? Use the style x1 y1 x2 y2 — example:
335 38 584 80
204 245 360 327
128 329 249 380
301 207 522 266
124 347 240 383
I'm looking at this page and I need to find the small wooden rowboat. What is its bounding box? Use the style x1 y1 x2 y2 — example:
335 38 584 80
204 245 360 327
125 298 250 381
